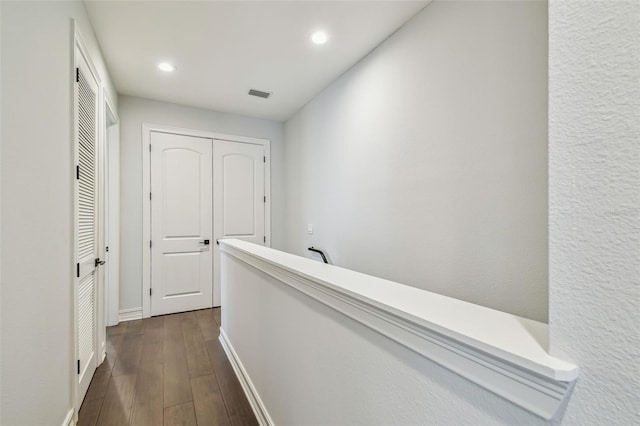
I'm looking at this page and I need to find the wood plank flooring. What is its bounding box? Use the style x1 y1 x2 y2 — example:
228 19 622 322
79 308 258 426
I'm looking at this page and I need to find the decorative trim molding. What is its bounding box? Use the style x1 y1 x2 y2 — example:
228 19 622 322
219 329 274 426
220 240 579 420
118 307 142 322
62 408 75 426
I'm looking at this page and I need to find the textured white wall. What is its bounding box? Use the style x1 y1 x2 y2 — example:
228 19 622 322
118 96 285 311
548 1 640 424
0 1 117 424
284 1 549 322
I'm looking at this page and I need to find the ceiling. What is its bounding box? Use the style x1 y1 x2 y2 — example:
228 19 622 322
84 1 428 121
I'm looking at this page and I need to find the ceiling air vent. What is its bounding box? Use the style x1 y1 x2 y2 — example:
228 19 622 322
248 89 271 99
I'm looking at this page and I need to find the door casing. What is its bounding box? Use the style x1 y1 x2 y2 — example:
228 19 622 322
104 96 120 327
141 123 271 319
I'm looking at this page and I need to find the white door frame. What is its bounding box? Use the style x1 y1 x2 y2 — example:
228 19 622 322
141 123 271 319
72 22 105 418
104 93 120 327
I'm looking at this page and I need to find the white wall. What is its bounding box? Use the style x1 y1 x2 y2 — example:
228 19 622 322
548 1 640 424
118 96 285 311
284 1 549 322
223 1 640 419
0 1 118 424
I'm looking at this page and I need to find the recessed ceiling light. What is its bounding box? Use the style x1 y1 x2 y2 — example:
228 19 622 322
158 62 175 72
310 31 328 45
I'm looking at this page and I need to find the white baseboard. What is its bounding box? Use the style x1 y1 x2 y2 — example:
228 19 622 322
62 408 75 426
219 328 273 426
118 307 142 322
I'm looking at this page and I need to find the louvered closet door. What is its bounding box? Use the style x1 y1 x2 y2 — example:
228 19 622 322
75 49 100 403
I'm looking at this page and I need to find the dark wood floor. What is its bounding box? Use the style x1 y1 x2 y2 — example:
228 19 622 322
79 308 258 426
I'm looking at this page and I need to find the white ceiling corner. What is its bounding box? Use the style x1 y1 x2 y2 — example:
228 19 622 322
84 0 428 121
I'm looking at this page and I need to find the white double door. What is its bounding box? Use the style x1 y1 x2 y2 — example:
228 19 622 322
150 131 265 316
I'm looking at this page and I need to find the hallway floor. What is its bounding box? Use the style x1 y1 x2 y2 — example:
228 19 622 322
78 308 258 426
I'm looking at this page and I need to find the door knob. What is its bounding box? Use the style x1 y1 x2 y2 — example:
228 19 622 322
198 239 210 245
95 258 106 267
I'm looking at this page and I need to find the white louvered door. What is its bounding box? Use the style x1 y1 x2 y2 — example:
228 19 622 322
74 48 100 404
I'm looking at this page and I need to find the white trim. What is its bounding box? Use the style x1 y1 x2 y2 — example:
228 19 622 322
96 68 106 402
219 329 274 426
219 239 579 420
104 90 119 124
141 124 151 319
104 92 120 327
119 307 143 322
142 123 271 319
71 24 81 419
141 123 269 145
73 23 101 88
62 408 75 426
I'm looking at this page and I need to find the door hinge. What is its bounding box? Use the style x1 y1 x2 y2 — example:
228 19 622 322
150 288 152 296
77 359 80 375
150 240 152 248
263 156 266 163
106 246 109 252
264 236 266 243
150 192 152 200
149 144 152 152
264 196 266 203
76 165 80 180
76 263 80 278
75 68 79 83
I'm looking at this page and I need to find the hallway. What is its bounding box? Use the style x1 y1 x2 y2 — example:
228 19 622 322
78 308 257 426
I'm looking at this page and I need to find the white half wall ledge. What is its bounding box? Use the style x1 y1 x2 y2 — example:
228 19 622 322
219 239 579 420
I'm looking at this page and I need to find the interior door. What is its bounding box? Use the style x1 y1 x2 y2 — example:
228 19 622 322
150 132 213 316
213 141 266 306
74 49 100 404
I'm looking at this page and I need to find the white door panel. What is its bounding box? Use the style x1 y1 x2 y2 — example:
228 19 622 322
213 141 265 306
163 149 203 236
223 154 257 236
74 49 99 404
151 132 213 316
163 252 202 295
